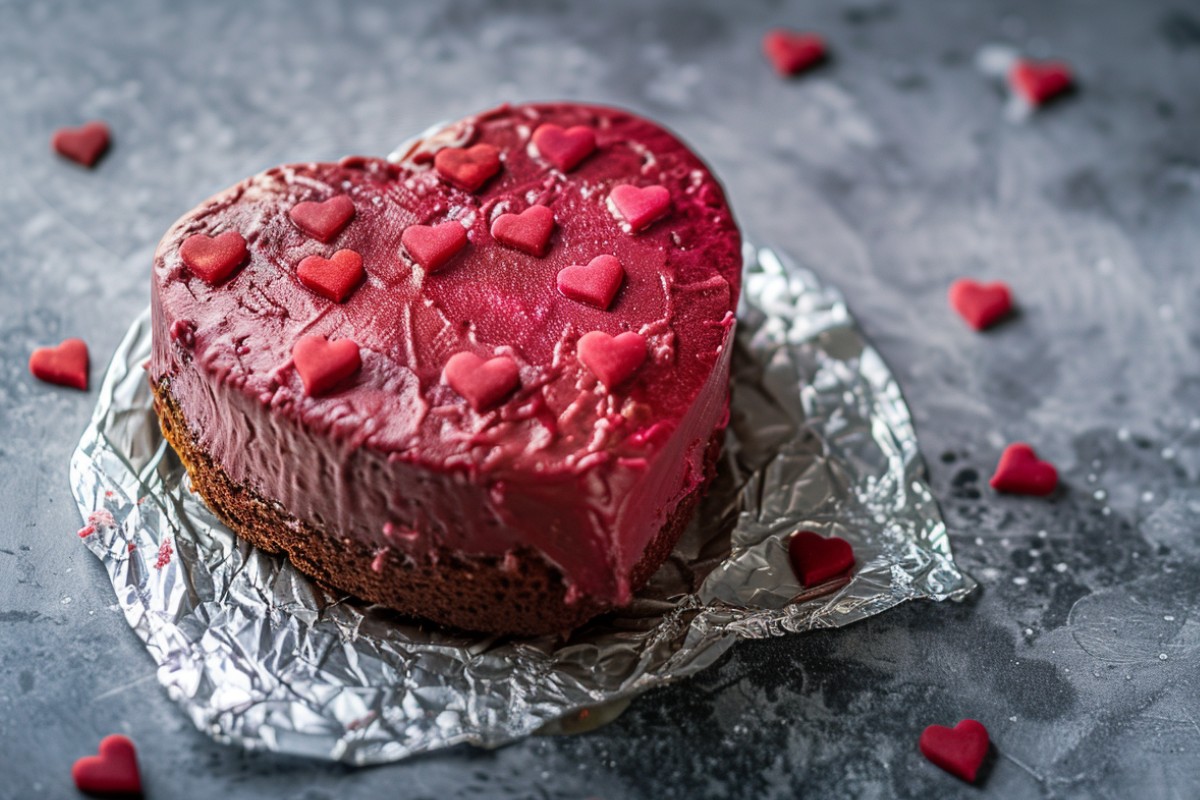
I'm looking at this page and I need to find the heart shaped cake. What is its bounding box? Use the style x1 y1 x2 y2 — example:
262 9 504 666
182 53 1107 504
149 102 742 635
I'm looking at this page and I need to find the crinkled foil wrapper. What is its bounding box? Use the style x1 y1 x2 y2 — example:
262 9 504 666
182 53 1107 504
69 243 975 765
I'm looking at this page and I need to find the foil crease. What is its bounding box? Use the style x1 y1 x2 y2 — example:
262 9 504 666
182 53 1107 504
69 243 975 765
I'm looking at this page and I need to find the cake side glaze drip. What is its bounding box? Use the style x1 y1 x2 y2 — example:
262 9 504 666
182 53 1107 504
149 103 742 606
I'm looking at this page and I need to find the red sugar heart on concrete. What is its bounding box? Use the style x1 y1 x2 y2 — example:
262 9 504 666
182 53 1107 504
557 255 625 310
919 719 990 783
1009 59 1073 106
29 338 89 391
401 221 469 273
608 184 670 232
948 279 1013 330
990 443 1058 496
762 30 827 77
531 123 596 172
491 204 555 256
289 195 355 243
72 734 142 797
787 530 855 587
578 331 647 389
179 230 247 285
435 143 502 192
298 249 364 303
292 336 361 397
443 352 520 411
52 121 111 167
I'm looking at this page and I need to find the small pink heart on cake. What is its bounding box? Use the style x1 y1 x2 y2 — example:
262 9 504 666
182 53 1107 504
990 443 1058 496
292 336 362 397
762 30 827 76
180 231 247 285
435 143 502 192
29 338 89 391
1009 59 1073 106
289 195 356 242
558 255 625 310
443 352 521 411
491 205 555 256
52 121 111 167
531 123 596 172
608 184 670 232
787 530 855 587
577 331 647 389
72 734 142 797
919 719 990 783
297 249 364 303
401 221 469 273
948 279 1013 330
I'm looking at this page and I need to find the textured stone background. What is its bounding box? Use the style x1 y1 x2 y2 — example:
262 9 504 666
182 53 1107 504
2 1 1199 797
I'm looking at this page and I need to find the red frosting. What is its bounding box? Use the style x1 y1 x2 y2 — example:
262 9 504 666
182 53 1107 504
149 102 741 605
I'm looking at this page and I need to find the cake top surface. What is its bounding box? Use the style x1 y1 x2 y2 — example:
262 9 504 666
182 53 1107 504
151 102 742 477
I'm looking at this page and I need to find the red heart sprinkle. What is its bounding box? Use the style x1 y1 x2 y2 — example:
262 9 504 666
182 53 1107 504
179 231 247 285
29 338 89 391
289 195 356 243
401 221 469 273
72 734 142 797
531 124 596 172
52 121 111 167
491 205 555 256
990 443 1058 496
434 143 502 192
577 331 647 389
608 185 670 232
787 530 855 587
443 352 520 411
557 255 624 310
762 30 827 76
1009 59 1073 106
948 279 1013 330
297 249 364 303
919 719 990 783
292 336 362 397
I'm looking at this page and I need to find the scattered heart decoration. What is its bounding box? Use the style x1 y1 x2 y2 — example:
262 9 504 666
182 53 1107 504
608 184 670 232
531 123 596 172
435 143 502 192
29 337 89 391
289 195 356 243
292 336 362 397
557 255 625 310
919 719 990 783
443 352 521 411
52 121 111 167
990 443 1058 496
401 221 469 273
491 205 555 256
1009 59 1073 106
948 279 1013 330
762 30 827 77
787 530 855 587
297 249 364 303
72 734 142 797
577 331 647 389
179 231 247 285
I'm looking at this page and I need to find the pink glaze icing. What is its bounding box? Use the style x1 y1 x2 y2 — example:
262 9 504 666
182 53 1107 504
149 102 741 606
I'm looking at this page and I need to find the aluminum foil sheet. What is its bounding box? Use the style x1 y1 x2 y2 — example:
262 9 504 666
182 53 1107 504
69 242 975 765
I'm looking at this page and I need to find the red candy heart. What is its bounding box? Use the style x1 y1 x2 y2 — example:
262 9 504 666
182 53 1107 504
72 734 142 797
289 195 355 243
787 530 855 587
52 121 110 167
990 443 1058 496
443 352 520 411
292 336 361 397
557 255 625 310
919 719 990 783
179 230 247 285
531 123 596 172
401 221 469 273
29 337 89 391
762 30 827 77
1009 59 1073 106
297 249 364 303
435 143 502 192
608 185 670 232
578 331 647 389
948 279 1013 330
491 205 555 256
